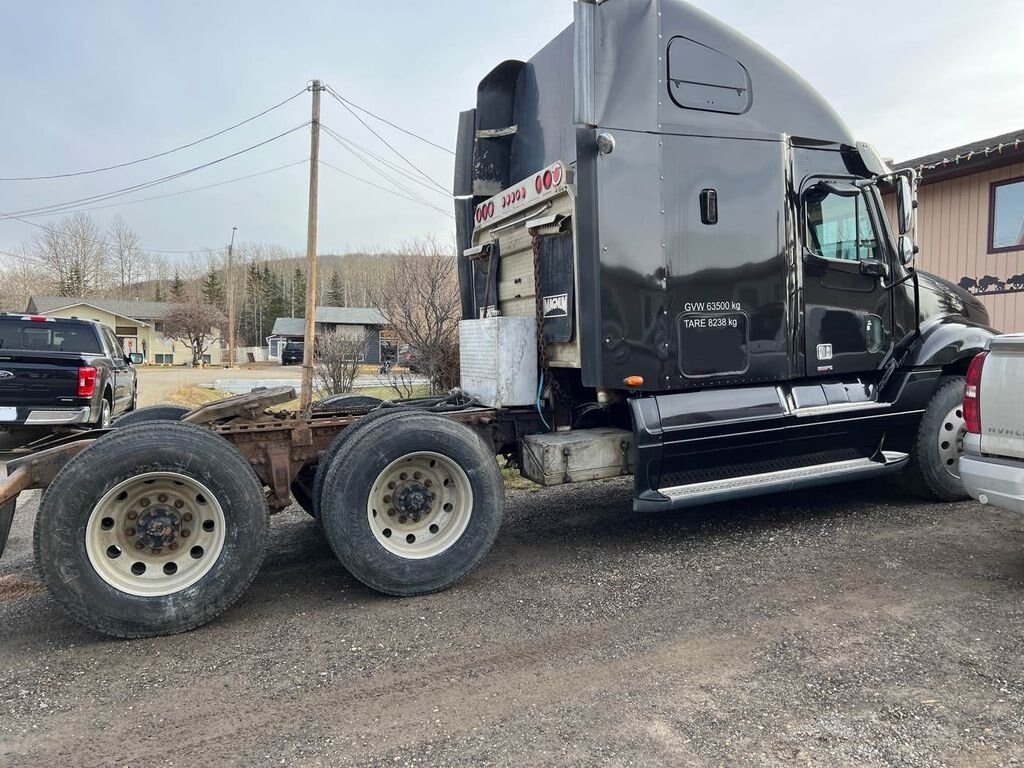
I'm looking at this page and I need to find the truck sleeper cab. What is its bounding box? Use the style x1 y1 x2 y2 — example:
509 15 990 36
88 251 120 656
454 0 996 509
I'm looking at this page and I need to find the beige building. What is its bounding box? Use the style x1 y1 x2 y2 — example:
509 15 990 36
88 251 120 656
25 296 223 366
890 130 1024 332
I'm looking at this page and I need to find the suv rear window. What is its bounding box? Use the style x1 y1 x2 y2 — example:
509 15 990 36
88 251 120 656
0 319 101 353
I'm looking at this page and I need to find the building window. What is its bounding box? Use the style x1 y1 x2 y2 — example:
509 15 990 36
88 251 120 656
155 354 174 365
990 177 1024 253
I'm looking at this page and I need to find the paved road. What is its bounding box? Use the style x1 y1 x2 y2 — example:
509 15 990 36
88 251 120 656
2 477 1023 767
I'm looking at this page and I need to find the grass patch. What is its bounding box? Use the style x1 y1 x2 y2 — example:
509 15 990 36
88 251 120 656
501 461 541 492
165 385 234 407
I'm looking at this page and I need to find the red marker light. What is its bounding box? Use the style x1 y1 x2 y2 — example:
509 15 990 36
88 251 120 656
542 170 553 190
552 165 562 185
535 175 543 193
487 201 495 217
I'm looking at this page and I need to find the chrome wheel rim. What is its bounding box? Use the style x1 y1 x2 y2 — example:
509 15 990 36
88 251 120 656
100 400 112 428
85 472 226 596
937 405 966 479
367 451 472 560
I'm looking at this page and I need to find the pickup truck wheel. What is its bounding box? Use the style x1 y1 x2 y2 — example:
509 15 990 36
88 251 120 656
98 398 112 429
34 422 269 638
319 412 503 596
903 376 970 501
114 404 190 427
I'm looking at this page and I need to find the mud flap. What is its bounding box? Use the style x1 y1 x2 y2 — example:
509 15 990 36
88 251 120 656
0 498 15 560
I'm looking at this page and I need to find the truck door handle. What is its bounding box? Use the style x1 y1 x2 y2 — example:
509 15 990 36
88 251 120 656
858 259 890 281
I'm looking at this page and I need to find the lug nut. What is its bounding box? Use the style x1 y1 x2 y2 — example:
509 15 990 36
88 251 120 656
140 498 150 507
169 543 179 551
387 509 396 517
399 516 408 524
181 529 191 538
174 499 184 509
183 512 193 522
414 472 422 480
424 480 432 488
125 527 136 537
135 542 145 550
151 548 162 555
127 511 138 521
157 494 168 503
383 495 391 503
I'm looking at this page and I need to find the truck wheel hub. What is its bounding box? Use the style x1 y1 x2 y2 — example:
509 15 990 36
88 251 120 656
85 471 227 597
135 507 181 549
367 451 474 560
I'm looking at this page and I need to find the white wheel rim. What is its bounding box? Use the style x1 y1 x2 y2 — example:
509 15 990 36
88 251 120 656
85 472 227 596
367 451 473 560
937 404 966 480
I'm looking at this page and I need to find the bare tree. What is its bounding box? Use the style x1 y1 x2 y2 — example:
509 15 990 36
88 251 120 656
0 249 47 310
107 216 146 299
162 302 226 367
373 238 461 395
32 213 109 296
314 329 369 396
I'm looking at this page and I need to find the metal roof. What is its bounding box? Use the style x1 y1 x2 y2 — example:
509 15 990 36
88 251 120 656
271 307 386 337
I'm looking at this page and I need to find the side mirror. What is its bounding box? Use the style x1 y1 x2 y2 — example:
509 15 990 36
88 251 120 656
896 176 915 235
129 352 144 365
898 235 918 266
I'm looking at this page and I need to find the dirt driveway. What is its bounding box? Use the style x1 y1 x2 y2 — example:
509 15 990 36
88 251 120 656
2 478 1023 767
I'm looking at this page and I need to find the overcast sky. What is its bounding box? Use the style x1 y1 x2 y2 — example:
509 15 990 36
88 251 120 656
1 0 1021 260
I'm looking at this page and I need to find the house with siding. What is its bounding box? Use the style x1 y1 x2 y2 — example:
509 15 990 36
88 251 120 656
889 130 1024 332
268 306 389 363
24 296 223 365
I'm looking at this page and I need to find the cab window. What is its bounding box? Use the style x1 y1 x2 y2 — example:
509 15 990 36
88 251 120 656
805 189 880 262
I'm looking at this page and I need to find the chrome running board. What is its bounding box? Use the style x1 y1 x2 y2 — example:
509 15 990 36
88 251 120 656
641 451 909 511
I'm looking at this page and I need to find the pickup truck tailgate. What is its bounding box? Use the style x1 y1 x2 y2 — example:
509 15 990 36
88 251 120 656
980 334 1024 461
0 353 82 404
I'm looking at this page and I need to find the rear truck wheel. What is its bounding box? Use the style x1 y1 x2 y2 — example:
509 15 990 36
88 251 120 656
98 397 113 429
310 407 408 520
319 412 503 596
903 376 970 501
33 422 269 638
114 404 190 427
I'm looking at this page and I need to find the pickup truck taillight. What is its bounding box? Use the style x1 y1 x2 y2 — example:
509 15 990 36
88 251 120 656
963 351 988 434
78 366 97 398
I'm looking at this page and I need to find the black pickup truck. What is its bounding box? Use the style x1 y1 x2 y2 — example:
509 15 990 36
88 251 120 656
0 314 141 434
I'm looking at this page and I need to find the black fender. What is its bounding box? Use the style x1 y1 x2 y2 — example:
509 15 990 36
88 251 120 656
903 316 997 373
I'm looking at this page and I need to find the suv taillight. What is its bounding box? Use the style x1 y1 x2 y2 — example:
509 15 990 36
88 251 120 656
78 366 97 398
964 352 988 434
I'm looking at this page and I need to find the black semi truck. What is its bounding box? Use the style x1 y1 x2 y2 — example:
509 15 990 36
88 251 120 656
0 0 996 638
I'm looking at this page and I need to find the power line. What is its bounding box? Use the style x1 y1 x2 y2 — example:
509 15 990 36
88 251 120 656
11 159 308 220
0 88 308 182
321 124 451 197
319 160 454 218
323 85 449 194
324 86 455 155
320 125 449 212
1 123 310 220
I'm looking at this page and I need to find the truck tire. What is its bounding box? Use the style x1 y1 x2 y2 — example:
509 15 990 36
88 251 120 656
319 412 503 596
114 404 190 427
310 407 408 519
34 422 269 638
902 376 970 501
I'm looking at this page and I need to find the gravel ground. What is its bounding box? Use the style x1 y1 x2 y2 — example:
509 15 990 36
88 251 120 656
1 477 1024 767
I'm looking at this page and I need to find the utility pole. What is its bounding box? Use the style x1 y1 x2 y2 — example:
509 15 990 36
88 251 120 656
226 226 238 368
300 80 323 409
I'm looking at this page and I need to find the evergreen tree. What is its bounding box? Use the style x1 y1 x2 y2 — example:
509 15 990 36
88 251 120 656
201 269 226 309
153 282 164 302
290 266 306 318
327 271 345 307
169 270 187 302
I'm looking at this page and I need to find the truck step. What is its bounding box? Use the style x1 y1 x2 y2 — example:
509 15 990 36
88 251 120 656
640 451 909 511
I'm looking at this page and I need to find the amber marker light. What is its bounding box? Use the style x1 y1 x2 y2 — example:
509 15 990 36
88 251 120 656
624 376 644 388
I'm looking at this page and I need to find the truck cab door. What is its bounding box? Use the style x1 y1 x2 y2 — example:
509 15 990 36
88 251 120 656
801 182 893 377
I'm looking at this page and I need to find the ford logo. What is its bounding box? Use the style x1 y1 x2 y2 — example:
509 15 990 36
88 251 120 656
0 371 13 379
